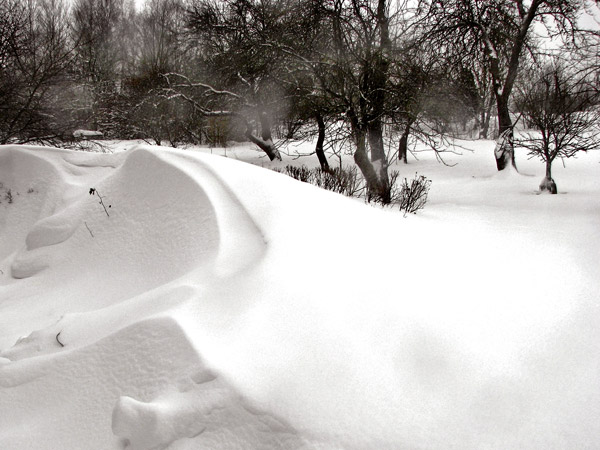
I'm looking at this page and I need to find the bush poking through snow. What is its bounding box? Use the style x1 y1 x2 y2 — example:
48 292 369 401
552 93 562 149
0 183 15 204
89 188 111 217
395 173 432 216
312 166 363 197
277 165 364 198
281 165 313 183
277 165 431 214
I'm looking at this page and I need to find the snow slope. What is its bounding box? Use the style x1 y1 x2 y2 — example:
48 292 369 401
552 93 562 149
0 143 599 449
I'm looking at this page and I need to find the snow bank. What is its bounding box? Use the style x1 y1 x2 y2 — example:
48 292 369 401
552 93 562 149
1 144 599 449
73 129 104 139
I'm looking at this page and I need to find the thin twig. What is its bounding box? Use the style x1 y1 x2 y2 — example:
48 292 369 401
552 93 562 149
98 194 110 217
56 332 64 347
89 188 110 217
84 221 94 237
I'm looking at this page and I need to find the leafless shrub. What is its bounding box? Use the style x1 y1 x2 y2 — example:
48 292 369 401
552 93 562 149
394 173 432 216
277 165 365 198
281 165 313 183
277 165 431 213
312 166 364 198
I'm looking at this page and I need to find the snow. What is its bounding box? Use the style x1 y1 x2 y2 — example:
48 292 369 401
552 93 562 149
0 141 599 449
73 129 104 139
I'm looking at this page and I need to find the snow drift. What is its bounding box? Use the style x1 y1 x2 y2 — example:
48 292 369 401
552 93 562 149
0 144 599 449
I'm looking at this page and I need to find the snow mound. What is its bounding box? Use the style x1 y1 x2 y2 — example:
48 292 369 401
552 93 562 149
7 146 222 280
0 313 323 450
0 147 69 261
0 145 266 345
111 356 317 450
1 144 600 449
0 315 203 448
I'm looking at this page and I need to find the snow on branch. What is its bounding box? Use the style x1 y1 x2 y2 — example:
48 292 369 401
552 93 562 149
162 73 244 101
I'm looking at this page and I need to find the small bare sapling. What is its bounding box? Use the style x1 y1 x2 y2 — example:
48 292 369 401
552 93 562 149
89 188 111 217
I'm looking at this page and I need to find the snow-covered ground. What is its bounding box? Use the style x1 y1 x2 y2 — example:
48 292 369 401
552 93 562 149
0 140 598 449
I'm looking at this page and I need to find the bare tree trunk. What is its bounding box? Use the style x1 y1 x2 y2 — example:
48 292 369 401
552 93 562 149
398 121 412 164
245 111 281 161
352 123 383 194
352 128 389 203
398 133 408 164
359 0 391 203
495 98 517 171
315 113 329 171
367 121 389 182
491 1 542 171
540 160 557 194
348 105 390 203
480 91 494 139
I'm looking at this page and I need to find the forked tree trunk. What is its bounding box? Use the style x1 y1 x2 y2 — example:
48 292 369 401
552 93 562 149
348 106 389 201
487 0 541 171
352 125 386 197
352 126 390 204
539 160 557 194
315 113 329 171
338 0 391 202
356 0 391 203
245 111 281 161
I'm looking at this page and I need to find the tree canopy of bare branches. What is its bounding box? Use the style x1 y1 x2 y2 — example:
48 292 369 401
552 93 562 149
419 0 585 171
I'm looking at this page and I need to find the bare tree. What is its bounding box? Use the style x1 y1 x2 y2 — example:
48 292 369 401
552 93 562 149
387 43 438 164
515 62 598 194
70 0 126 132
313 0 400 202
442 49 496 139
123 0 196 145
0 0 26 140
420 0 584 171
179 0 318 160
0 0 77 144
71 0 124 85
138 0 186 76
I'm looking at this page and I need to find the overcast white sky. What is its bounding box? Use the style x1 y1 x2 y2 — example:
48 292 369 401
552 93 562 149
580 3 600 29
